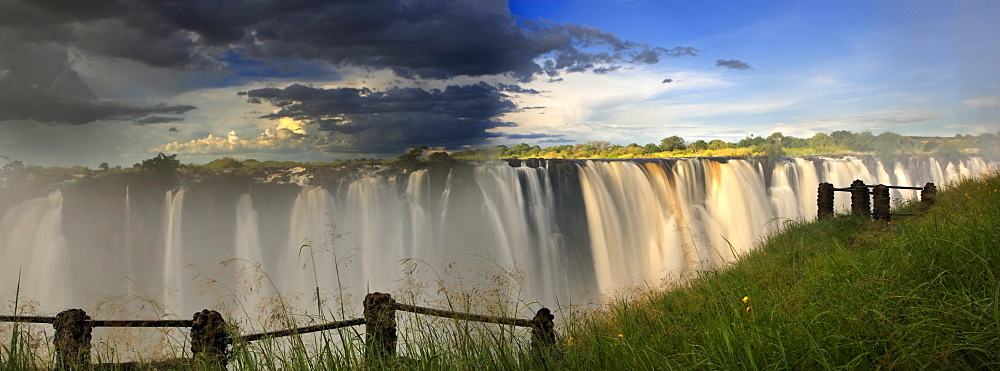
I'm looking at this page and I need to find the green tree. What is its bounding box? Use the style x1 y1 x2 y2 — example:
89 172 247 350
398 145 429 166
738 136 765 148
687 140 708 151
707 139 730 150
781 136 809 148
765 132 785 145
660 136 686 151
508 143 531 158
872 132 910 164
586 141 611 153
933 141 963 162
428 151 453 162
843 131 875 152
975 132 1000 159
829 130 854 145
756 142 786 161
644 143 662 153
808 133 833 148
136 153 181 173
205 157 243 170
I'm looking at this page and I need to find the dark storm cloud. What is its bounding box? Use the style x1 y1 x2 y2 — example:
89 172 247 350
496 83 542 94
593 66 621 74
716 59 752 70
0 0 697 81
0 37 196 124
241 82 518 154
506 133 565 140
134 116 185 125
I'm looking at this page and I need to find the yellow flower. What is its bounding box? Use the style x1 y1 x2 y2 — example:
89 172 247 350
742 296 749 304
617 333 624 339
745 306 752 314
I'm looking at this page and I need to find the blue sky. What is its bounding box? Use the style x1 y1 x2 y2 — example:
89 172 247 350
0 0 997 166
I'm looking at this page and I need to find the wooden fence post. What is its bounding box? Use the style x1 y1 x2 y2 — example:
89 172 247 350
191 309 231 368
921 182 937 211
872 184 890 221
817 182 834 218
531 308 556 358
54 309 92 369
364 292 397 361
850 180 870 217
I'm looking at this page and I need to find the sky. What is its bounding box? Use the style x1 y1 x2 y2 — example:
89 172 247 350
0 0 998 167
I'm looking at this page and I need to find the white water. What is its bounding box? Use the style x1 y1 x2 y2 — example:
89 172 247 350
162 188 187 312
0 191 68 308
0 156 994 318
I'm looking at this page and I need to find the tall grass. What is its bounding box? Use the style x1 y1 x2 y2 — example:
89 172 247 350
556 170 1000 369
3 172 998 369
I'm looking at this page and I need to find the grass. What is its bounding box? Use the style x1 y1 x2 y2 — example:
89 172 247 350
2 172 998 370
556 170 1000 370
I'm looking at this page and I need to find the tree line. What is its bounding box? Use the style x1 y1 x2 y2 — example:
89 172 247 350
487 130 1000 163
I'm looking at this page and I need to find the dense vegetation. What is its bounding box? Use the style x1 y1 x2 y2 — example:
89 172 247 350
488 130 1000 162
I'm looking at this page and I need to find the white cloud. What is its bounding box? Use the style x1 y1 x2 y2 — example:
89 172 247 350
153 118 351 156
796 109 946 127
962 95 1000 107
497 66 732 139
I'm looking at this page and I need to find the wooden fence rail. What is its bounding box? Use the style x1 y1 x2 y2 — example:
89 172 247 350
0 292 555 369
240 317 365 342
818 180 937 221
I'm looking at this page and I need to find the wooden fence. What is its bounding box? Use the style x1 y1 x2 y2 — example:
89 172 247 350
0 292 556 369
817 180 937 221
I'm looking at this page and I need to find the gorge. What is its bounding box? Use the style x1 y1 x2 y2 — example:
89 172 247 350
0 156 993 319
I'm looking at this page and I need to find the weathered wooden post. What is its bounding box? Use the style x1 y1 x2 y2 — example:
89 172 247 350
191 309 231 368
531 307 556 358
872 184 891 221
364 292 397 362
850 179 870 217
817 182 835 218
54 309 92 369
921 182 937 211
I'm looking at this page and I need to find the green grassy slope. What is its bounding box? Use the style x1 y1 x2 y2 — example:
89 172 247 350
557 171 1000 370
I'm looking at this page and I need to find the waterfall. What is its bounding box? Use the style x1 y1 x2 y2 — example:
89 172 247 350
0 191 68 308
162 188 187 313
0 156 994 316
280 186 338 303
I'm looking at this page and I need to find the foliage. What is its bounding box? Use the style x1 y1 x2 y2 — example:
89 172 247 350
488 130 997 161
659 136 686 151
427 151 453 163
397 145 430 168
204 156 244 170
134 153 182 173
